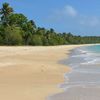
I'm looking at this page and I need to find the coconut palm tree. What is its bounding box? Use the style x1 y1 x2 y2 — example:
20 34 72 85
0 3 13 26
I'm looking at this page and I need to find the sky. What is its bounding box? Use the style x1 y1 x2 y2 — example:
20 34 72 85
0 0 100 36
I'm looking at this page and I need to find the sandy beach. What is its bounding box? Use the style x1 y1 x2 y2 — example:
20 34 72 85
49 44 100 100
0 45 82 100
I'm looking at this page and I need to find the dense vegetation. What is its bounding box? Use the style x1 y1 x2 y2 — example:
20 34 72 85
0 3 100 46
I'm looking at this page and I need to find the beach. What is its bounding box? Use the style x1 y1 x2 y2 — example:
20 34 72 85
0 45 82 100
49 44 100 100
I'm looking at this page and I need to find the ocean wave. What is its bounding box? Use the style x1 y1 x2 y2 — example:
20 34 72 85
81 59 98 65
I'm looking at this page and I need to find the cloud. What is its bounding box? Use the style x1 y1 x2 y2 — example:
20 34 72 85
63 5 77 17
46 4 100 35
49 5 78 20
50 5 100 27
48 5 78 22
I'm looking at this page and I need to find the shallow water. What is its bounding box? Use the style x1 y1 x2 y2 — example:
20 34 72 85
48 45 100 100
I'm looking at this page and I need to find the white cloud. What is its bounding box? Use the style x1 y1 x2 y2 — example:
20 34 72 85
50 5 78 19
48 4 100 28
63 5 77 17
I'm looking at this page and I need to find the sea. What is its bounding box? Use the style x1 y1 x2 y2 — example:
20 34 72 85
48 44 100 100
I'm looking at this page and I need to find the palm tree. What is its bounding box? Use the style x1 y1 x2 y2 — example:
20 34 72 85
0 3 13 26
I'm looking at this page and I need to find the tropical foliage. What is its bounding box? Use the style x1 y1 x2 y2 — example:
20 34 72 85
0 3 100 46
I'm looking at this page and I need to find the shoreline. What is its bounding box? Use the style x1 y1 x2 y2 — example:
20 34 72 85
47 44 95 99
48 44 100 100
47 45 84 100
0 45 87 100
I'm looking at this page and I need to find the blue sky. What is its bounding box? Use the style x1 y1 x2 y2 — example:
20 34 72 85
0 0 100 36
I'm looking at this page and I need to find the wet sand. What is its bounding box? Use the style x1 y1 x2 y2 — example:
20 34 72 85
49 44 100 100
48 86 100 100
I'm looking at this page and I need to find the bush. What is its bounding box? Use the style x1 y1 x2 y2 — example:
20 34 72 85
30 35 43 45
4 26 23 45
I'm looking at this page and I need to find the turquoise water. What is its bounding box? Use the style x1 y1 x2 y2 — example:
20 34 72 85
85 45 100 53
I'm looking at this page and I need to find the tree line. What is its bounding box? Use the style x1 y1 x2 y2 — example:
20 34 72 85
0 3 100 46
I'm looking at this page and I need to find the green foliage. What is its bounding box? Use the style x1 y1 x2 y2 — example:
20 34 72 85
0 2 100 46
30 35 43 45
4 26 23 45
0 2 13 26
8 13 27 26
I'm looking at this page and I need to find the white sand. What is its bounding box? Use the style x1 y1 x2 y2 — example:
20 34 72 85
0 45 82 100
